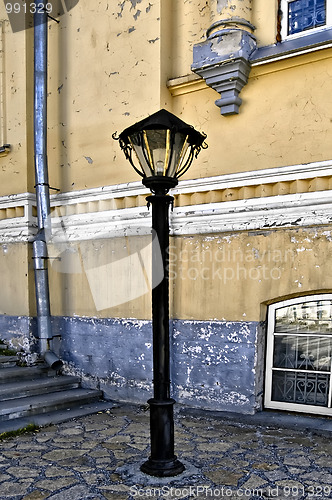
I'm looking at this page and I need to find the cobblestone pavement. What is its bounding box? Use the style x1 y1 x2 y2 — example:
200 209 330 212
0 403 331 500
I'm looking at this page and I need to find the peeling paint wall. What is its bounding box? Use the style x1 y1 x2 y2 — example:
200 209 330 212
210 0 253 23
171 228 332 322
52 315 260 413
46 0 173 193
0 243 33 316
0 21 33 195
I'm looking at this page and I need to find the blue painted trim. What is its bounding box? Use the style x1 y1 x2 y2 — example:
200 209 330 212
251 27 332 64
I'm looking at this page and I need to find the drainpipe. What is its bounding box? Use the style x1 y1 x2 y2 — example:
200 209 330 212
33 9 62 371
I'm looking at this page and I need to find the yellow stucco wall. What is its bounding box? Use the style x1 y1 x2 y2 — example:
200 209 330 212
171 228 332 323
44 227 332 324
0 243 32 316
0 20 33 196
0 0 331 192
171 48 332 180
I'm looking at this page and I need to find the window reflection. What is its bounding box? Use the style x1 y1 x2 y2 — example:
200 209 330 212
275 300 332 333
288 0 326 35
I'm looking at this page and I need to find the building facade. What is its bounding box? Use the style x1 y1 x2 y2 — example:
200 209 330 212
0 0 332 416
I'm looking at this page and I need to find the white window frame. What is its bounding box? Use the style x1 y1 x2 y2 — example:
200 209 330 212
281 0 332 40
265 294 332 416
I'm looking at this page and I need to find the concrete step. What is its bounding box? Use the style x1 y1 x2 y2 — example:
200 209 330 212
0 388 104 421
0 355 20 368
0 365 56 383
0 400 113 434
0 375 81 401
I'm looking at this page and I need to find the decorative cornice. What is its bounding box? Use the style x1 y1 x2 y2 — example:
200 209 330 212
0 160 331 242
172 30 332 100
171 190 332 235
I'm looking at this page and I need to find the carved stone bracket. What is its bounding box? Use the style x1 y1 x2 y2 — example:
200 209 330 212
192 18 257 116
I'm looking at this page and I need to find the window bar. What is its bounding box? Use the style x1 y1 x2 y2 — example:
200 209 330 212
328 352 332 408
293 370 298 402
313 373 318 405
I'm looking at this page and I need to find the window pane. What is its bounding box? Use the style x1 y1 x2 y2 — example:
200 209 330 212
272 371 329 406
288 0 326 35
275 300 332 333
273 335 332 371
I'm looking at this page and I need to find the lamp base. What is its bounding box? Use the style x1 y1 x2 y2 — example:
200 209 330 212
143 176 178 195
140 456 185 477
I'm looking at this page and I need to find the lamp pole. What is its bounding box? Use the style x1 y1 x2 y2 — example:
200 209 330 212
114 109 206 478
140 179 184 477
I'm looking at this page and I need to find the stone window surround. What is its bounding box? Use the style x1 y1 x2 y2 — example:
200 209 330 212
264 294 332 417
252 24 332 65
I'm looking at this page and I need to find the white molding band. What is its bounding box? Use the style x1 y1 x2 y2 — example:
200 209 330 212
0 160 331 242
171 190 332 235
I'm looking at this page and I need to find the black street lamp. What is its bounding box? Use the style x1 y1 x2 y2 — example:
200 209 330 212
114 109 206 477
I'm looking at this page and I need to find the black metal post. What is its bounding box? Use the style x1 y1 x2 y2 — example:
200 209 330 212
140 186 185 478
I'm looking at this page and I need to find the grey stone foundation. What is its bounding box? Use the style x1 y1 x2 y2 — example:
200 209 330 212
0 314 263 414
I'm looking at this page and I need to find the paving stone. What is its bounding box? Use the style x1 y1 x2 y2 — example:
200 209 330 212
44 466 75 477
0 473 12 481
46 484 95 500
59 427 84 436
102 494 127 499
52 437 84 446
252 462 279 471
6 466 41 478
99 484 131 493
128 442 149 451
204 468 243 486
34 478 78 492
41 449 87 462
82 472 108 485
263 468 289 482
283 455 311 467
312 456 331 467
197 442 233 453
240 473 268 490
22 491 49 500
300 471 332 484
286 466 306 474
0 481 31 497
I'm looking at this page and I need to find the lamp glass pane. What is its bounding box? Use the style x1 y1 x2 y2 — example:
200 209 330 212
167 133 189 178
144 130 168 176
129 133 153 177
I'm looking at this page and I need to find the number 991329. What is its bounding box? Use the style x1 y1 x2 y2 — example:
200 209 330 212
5 3 53 14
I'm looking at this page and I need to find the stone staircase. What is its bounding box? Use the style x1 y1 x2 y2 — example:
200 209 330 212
0 344 111 433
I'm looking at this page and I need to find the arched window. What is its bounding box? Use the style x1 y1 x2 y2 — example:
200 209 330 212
265 295 332 416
